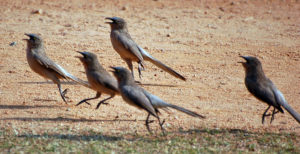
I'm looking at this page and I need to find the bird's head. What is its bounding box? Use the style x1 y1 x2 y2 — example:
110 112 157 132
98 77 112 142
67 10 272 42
76 51 98 68
239 56 263 73
24 33 43 48
105 17 127 30
110 66 132 83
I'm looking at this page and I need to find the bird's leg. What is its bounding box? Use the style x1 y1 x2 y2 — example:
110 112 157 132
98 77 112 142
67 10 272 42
125 59 134 79
262 105 271 124
95 94 115 109
76 92 101 106
156 115 166 135
57 83 68 104
125 59 141 83
145 113 153 134
270 107 280 124
138 62 145 79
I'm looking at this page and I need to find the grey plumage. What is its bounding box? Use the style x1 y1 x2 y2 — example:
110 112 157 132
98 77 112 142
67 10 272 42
106 17 186 81
76 51 119 109
240 56 300 124
111 67 204 134
24 33 90 103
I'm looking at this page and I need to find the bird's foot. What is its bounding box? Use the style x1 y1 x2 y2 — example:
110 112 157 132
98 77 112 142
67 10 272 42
61 89 69 104
95 102 108 109
135 80 142 84
76 101 91 106
148 120 154 124
62 88 69 97
145 122 153 134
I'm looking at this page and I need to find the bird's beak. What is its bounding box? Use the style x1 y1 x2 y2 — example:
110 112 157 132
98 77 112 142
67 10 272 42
23 33 30 41
240 56 247 60
109 66 117 73
105 17 113 24
238 56 247 64
75 51 84 59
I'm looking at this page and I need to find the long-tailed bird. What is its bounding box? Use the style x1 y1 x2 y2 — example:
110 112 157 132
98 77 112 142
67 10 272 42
106 17 186 81
240 56 300 124
24 33 90 103
76 51 119 109
111 66 204 134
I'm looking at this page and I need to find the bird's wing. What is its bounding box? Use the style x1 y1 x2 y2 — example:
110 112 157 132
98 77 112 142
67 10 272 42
116 32 144 62
121 85 157 117
271 85 287 107
246 78 283 111
142 89 169 108
92 71 119 92
31 50 91 88
32 51 69 78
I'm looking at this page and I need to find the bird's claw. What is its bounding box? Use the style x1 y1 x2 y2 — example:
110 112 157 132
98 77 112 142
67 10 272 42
62 88 69 97
95 102 108 109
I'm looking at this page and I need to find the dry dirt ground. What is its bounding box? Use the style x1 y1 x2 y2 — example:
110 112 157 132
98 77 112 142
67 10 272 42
0 0 300 136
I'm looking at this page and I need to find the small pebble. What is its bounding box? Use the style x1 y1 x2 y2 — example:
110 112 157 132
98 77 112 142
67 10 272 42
219 7 225 12
121 6 127 10
32 9 43 14
9 42 16 46
64 24 72 27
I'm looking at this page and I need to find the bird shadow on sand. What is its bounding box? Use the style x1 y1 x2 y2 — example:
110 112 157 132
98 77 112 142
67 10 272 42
0 117 142 123
18 133 123 142
19 81 177 87
0 104 60 110
15 128 266 143
33 98 58 102
137 83 178 87
18 81 86 85
176 128 251 135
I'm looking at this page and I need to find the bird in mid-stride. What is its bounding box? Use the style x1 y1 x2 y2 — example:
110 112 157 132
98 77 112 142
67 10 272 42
23 33 90 103
76 51 119 109
111 67 205 134
240 56 300 124
106 17 186 81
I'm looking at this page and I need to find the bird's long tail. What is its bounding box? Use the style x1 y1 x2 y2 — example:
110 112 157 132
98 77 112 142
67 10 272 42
66 74 91 89
165 103 205 118
280 102 300 124
137 46 186 81
144 91 205 118
274 89 300 124
55 64 91 89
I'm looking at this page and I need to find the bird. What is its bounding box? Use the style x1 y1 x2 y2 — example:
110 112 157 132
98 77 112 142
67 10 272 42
105 17 186 81
111 66 205 134
23 33 90 103
76 51 119 109
240 56 300 124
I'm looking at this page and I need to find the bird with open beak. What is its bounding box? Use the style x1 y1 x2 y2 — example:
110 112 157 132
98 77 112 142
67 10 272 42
75 51 119 109
240 56 300 124
23 33 89 103
105 17 186 81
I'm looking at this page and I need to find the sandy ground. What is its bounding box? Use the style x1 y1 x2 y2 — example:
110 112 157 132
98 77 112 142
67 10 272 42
0 0 300 136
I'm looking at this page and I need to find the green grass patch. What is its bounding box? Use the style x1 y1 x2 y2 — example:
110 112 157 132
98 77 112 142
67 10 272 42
0 128 299 153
